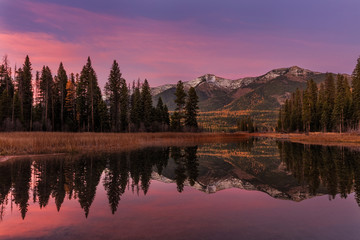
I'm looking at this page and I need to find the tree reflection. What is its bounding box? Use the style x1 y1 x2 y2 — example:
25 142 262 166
171 146 199 192
0 146 198 219
12 159 32 219
278 141 360 206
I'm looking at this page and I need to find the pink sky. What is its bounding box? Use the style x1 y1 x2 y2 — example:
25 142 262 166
1 0 359 89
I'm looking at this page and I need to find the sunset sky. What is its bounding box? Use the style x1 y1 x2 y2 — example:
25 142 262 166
1 0 360 88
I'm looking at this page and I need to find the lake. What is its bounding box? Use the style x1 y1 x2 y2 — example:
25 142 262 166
0 138 360 240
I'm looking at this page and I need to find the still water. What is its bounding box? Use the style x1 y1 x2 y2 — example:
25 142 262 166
0 138 360 240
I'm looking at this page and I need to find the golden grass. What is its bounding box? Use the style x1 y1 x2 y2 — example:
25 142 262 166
0 132 250 156
251 132 360 147
3 131 358 158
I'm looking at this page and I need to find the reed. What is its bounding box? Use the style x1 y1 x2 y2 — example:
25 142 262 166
0 132 249 156
252 132 360 147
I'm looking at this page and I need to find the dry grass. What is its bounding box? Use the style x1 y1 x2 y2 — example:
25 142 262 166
252 132 360 147
0 132 250 156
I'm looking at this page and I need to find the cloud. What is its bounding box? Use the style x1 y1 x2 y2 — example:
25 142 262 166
0 0 358 89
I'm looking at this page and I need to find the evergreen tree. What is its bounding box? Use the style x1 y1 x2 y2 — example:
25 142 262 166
302 79 317 132
184 87 199 130
238 116 256 132
293 89 303 131
308 79 318 130
154 97 170 131
17 56 33 130
78 57 102 131
0 89 12 126
130 80 141 131
333 74 351 133
98 98 110 132
65 73 77 131
171 80 186 131
140 79 153 131
76 69 87 131
174 80 186 113
57 62 68 131
12 91 22 130
40 66 54 130
155 97 164 123
105 60 121 132
321 73 336 131
283 99 291 131
0 56 14 126
119 77 128 132
163 105 170 127
352 56 360 129
0 55 14 99
317 83 326 132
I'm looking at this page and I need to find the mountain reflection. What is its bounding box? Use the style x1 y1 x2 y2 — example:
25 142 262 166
2 140 360 220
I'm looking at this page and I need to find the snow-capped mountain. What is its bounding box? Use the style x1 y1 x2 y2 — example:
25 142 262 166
152 66 341 112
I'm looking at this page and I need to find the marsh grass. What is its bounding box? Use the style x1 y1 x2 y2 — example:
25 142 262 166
252 132 360 147
0 132 249 156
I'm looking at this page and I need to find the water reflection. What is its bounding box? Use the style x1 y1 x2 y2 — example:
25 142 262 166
278 142 360 206
0 147 200 220
1 139 360 221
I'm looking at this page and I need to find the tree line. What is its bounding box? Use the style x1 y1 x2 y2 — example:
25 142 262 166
0 55 199 132
277 57 360 133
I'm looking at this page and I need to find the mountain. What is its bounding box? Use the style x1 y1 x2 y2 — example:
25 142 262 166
150 139 330 202
152 66 349 112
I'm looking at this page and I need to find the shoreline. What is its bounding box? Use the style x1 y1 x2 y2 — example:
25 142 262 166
251 132 360 147
0 132 250 158
1 131 360 161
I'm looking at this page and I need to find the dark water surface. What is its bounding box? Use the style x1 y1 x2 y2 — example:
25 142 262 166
1 138 360 240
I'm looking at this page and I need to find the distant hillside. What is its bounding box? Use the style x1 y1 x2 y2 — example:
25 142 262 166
152 66 350 112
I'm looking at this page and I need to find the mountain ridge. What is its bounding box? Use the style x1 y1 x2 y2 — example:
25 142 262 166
152 66 350 112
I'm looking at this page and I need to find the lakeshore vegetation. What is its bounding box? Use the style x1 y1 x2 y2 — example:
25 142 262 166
0 132 249 156
277 56 360 133
0 55 199 133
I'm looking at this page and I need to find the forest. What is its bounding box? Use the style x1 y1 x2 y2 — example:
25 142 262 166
277 57 360 133
0 55 199 132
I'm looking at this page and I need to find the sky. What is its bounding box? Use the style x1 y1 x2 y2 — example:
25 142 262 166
1 0 360 88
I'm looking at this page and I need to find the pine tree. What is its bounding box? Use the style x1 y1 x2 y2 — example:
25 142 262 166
155 97 164 123
333 74 351 133
65 74 76 131
163 105 170 127
0 89 12 125
352 56 360 129
321 73 336 131
78 57 102 131
57 62 68 131
119 77 128 132
17 56 33 130
0 56 14 126
0 55 14 99
172 80 186 131
302 79 317 132
140 79 153 131
40 66 54 130
294 89 303 131
105 60 122 132
98 98 110 132
130 80 141 131
184 87 199 131
283 99 291 132
174 80 186 113
308 79 318 131
76 69 87 131
317 83 326 132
